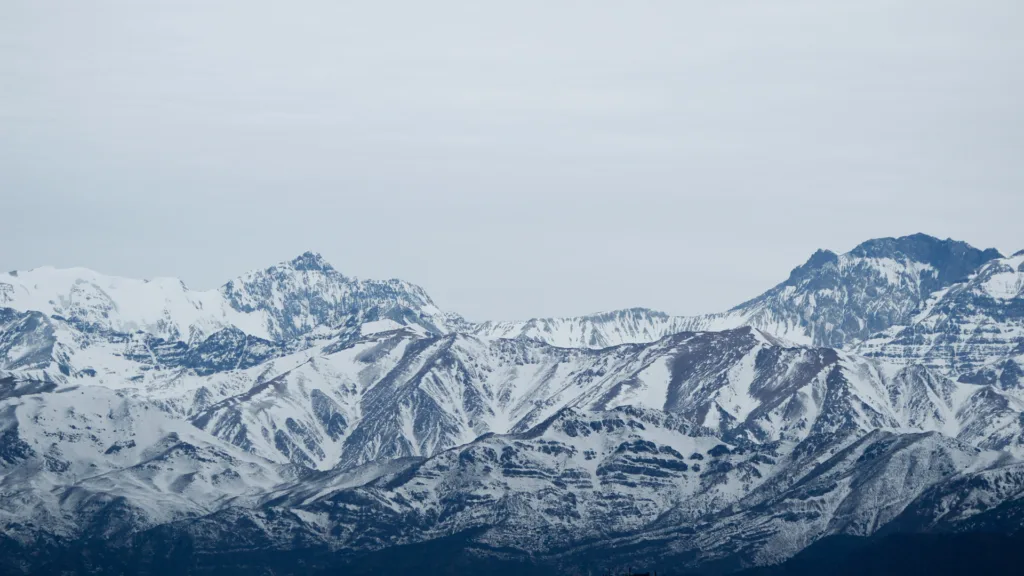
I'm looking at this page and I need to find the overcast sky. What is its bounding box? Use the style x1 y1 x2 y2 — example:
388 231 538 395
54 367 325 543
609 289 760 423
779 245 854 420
2 1 1022 321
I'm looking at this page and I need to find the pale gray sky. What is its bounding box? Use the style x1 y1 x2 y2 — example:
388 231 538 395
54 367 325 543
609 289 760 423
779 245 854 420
2 1 1022 321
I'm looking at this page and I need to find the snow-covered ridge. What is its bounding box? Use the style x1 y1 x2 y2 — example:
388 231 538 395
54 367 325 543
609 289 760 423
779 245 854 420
0 234 1013 394
0 234 1006 354
0 266 257 342
470 307 697 349
477 234 1005 352
0 252 454 344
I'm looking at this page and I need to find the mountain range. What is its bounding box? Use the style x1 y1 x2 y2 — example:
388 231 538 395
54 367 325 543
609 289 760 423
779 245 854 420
2 233 1023 575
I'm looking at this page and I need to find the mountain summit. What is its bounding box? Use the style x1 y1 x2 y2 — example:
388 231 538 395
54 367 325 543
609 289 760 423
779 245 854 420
0 251 452 344
675 233 1006 349
848 233 1003 287
219 251 449 341
287 250 335 272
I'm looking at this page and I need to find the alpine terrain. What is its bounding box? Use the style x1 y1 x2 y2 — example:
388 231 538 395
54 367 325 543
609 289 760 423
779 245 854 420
2 233 1023 575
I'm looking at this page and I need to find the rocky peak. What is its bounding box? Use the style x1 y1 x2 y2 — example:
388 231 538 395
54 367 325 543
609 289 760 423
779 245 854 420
714 234 1008 349
288 251 335 273
217 252 450 342
785 249 839 283
849 233 1002 285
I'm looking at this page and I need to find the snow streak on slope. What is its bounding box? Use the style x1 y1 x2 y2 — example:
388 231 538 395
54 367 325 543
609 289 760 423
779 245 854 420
0 384 292 542
104 409 1024 575
15 324 1013 476
857 252 1024 374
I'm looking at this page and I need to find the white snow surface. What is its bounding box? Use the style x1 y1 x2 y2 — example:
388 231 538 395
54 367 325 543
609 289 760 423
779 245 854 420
0 266 267 342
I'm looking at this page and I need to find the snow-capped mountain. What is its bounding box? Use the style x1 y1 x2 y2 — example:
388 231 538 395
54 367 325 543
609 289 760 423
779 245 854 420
2 234 1009 368
0 251 455 344
468 234 1007 359
5 322 1024 572
687 234 1003 348
3 234 1024 574
219 251 461 341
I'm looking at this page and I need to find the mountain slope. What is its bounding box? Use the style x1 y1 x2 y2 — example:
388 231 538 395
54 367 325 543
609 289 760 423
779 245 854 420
6 408 1019 575
857 251 1024 374
9 321 1022 476
0 384 293 543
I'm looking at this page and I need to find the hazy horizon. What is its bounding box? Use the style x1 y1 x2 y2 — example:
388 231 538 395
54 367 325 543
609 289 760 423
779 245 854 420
3 1 1022 321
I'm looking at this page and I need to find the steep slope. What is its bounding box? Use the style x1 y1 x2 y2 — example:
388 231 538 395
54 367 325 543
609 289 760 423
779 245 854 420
96 407 784 562
0 309 72 376
0 305 322 390
857 251 1024 374
957 344 1024 395
0 384 293 543
219 251 458 341
48 325 1019 474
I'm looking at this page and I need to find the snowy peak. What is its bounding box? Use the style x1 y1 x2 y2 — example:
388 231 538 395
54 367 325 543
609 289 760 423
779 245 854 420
219 251 448 342
0 253 451 347
699 233 1006 349
785 248 840 283
773 233 1001 295
0 234 1006 355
